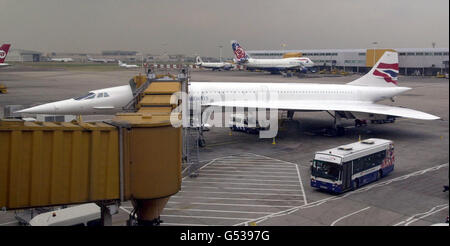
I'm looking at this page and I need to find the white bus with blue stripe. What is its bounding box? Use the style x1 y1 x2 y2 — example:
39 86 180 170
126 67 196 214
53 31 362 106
310 138 395 193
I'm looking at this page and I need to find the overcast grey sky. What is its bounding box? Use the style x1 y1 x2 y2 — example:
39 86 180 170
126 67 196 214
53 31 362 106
0 0 448 57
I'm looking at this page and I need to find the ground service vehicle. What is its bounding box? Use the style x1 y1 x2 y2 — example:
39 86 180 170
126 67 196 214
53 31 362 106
229 114 268 134
28 203 101 226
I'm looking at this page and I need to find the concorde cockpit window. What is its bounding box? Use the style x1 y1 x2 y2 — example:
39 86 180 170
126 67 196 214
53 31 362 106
97 93 104 98
74 92 96 100
103 92 110 97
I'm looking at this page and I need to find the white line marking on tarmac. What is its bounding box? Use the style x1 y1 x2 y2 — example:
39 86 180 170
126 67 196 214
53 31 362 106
393 204 449 226
197 173 298 179
199 170 296 175
172 153 307 225
182 180 301 187
250 153 308 205
181 186 300 192
296 163 308 205
192 177 300 183
203 166 294 171
162 214 253 220
163 222 213 226
0 221 17 226
330 207 371 226
168 201 295 208
164 208 273 215
212 162 290 166
234 162 449 226
171 196 303 203
178 190 304 196
182 157 218 179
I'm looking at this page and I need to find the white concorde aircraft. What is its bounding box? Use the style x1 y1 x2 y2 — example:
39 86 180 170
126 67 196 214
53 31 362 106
231 40 315 73
17 51 439 133
195 56 233 71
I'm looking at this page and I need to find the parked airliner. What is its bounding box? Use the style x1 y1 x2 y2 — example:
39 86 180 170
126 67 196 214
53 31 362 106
17 52 439 135
118 60 139 68
87 55 116 63
50 57 74 62
231 40 315 73
195 56 233 71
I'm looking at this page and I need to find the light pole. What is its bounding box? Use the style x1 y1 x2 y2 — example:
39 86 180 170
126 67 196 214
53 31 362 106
218 45 223 62
161 43 168 56
281 43 287 56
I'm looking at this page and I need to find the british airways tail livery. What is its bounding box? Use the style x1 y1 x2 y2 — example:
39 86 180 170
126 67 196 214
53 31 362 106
348 51 399 87
230 40 314 73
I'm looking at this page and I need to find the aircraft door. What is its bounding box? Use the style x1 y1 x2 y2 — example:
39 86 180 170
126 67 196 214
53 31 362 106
341 161 352 190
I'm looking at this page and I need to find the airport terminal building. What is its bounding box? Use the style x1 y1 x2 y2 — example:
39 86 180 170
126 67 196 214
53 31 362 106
247 48 449 75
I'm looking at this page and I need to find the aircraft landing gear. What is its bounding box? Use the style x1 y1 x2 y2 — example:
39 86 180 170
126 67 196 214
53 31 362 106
287 110 294 120
327 111 345 136
333 112 345 136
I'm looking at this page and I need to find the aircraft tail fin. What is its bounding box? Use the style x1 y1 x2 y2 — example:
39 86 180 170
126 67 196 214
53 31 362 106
231 40 250 63
0 44 11 63
195 56 203 65
348 51 399 87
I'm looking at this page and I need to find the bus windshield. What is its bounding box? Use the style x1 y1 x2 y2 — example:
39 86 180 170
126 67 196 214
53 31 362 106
312 160 340 181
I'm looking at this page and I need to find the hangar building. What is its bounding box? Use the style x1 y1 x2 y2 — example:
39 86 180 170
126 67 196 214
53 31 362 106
5 49 42 62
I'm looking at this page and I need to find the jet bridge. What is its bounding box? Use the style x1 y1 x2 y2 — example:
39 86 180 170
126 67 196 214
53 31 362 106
0 70 189 226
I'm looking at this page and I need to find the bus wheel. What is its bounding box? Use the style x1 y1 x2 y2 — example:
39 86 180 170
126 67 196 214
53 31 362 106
352 179 359 190
377 170 382 180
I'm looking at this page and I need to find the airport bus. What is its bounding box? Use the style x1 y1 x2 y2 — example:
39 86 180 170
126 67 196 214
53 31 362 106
310 138 394 193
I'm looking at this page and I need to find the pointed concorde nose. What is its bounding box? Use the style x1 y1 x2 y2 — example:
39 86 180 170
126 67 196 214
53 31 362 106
16 102 57 114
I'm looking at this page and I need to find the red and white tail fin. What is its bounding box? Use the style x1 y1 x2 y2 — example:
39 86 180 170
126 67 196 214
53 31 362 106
0 44 11 63
348 51 399 87
231 40 250 63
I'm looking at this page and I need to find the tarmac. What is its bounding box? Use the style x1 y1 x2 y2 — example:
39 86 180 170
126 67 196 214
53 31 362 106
0 66 448 226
